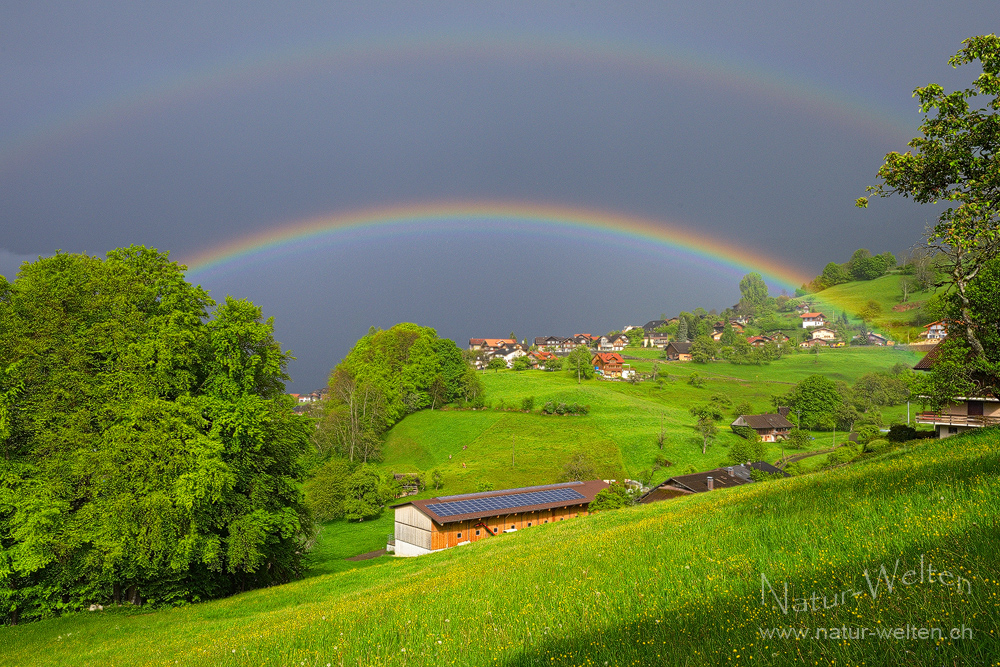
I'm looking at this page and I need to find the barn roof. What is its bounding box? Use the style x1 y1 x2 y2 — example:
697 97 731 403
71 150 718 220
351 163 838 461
734 413 795 429
393 480 609 525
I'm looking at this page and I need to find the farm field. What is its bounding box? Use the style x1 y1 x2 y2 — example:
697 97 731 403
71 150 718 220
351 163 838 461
3 428 997 666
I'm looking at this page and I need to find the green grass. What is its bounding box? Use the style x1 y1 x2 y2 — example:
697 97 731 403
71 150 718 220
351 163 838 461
808 272 945 342
304 512 395 577
4 429 998 666
382 348 921 498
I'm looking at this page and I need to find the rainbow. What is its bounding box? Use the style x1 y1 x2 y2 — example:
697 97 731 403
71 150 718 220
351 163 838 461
180 201 813 290
2 31 913 168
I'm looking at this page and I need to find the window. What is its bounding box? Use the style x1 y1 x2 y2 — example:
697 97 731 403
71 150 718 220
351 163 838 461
475 529 481 536
457 532 462 539
511 525 515 529
527 522 532 527
544 519 548 523
948 426 958 434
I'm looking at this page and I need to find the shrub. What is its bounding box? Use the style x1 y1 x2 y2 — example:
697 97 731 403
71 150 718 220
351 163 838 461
475 479 495 493
887 424 918 442
825 445 860 467
864 438 890 454
521 396 535 412
731 425 759 441
542 401 556 415
783 428 811 450
728 437 765 465
555 402 567 415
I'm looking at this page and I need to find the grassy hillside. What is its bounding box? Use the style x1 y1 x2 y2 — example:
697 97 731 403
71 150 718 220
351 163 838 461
807 272 944 342
4 429 997 666
381 347 921 495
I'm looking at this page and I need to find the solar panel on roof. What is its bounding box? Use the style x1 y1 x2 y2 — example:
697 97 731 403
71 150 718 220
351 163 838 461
425 487 586 517
434 481 584 502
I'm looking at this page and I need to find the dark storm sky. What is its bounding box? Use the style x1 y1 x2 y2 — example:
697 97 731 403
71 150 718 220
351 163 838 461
0 3 993 389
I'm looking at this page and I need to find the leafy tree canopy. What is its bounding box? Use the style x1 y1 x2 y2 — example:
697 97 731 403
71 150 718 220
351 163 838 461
0 248 310 622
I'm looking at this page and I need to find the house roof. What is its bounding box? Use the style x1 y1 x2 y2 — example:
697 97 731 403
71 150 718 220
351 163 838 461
482 338 516 348
392 480 609 525
592 352 624 364
663 468 750 493
800 312 825 318
643 320 670 331
665 341 692 354
645 331 670 339
733 413 795 429
529 350 556 360
913 343 942 371
923 320 944 329
469 338 485 345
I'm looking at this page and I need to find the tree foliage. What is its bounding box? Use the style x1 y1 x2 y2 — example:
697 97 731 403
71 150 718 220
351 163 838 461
0 248 310 622
738 272 769 314
318 324 477 461
859 34 1000 362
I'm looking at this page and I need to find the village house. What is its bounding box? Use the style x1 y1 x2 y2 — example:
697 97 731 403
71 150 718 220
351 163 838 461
598 334 629 351
799 312 826 328
747 335 772 348
798 338 828 348
591 352 624 378
643 332 670 348
391 481 609 556
534 336 571 352
639 462 788 503
913 345 1000 438
528 350 557 364
921 321 948 341
663 341 693 361
731 412 794 442
809 327 838 341
490 345 527 368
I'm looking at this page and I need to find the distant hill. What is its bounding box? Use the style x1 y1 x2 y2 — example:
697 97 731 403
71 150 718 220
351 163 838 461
800 271 944 344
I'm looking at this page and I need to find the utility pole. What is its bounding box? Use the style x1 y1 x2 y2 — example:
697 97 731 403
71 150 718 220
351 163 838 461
512 434 515 468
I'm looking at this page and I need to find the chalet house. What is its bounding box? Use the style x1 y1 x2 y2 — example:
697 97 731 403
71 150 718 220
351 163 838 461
921 321 948 341
731 412 794 442
765 331 790 343
747 335 772 348
573 333 596 347
798 338 828 348
534 336 571 352
490 346 526 368
469 338 486 351
810 327 838 341
643 332 670 348
529 350 557 364
711 330 725 341
664 341 693 361
391 481 609 556
643 319 671 331
800 312 826 328
858 332 891 346
592 352 624 378
639 462 788 503
598 334 629 351
913 345 1000 438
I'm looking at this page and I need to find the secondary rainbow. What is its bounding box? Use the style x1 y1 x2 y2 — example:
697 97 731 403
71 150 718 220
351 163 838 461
2 31 912 169
181 201 813 289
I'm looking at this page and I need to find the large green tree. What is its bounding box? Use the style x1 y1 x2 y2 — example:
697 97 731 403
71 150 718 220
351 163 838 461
0 248 310 622
738 272 769 314
859 35 1000 362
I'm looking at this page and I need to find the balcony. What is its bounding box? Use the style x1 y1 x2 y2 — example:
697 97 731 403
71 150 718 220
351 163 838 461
916 412 1000 428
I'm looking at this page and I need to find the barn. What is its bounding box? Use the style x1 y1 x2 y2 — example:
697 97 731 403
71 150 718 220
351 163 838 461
391 480 609 556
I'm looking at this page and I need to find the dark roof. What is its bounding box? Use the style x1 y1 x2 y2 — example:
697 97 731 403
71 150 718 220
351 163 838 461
662 468 750 493
640 461 789 502
392 480 609 525
914 343 942 370
734 413 795 429
643 320 669 331
665 341 692 354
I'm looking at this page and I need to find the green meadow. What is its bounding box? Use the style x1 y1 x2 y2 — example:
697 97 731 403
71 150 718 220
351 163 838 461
382 346 922 495
3 428 997 666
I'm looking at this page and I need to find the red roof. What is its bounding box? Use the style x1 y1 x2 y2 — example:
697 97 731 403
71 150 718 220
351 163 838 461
800 312 825 318
592 352 624 364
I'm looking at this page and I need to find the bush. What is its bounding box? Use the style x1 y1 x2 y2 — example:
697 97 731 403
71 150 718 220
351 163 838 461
887 424 917 442
783 428 811 450
728 437 765 465
731 425 759 441
687 372 705 387
555 402 567 415
542 401 556 415
864 438 890 454
825 445 860 467
475 479 495 493
521 396 535 412
588 483 633 512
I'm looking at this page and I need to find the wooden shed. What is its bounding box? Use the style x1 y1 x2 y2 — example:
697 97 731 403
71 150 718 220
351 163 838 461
391 480 609 557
